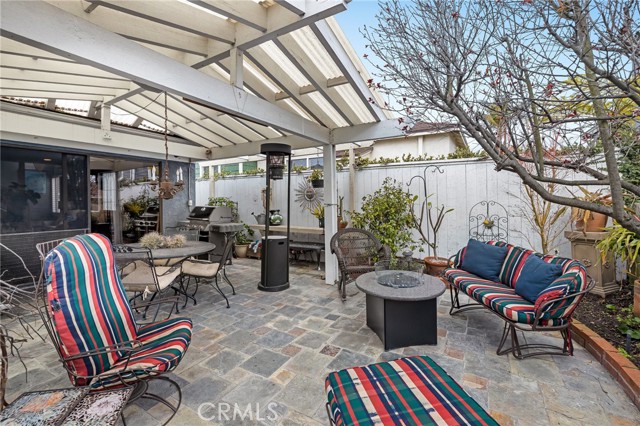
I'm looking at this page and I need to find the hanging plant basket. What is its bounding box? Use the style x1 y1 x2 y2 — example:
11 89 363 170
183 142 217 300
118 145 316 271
311 179 324 188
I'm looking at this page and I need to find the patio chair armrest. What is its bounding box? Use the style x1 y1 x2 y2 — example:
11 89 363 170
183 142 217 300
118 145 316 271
532 277 595 327
379 244 391 260
62 339 143 362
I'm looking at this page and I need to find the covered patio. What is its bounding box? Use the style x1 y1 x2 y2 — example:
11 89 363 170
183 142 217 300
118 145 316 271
5 259 639 425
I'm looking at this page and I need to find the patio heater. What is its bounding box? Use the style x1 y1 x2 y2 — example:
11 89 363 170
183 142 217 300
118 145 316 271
258 143 291 292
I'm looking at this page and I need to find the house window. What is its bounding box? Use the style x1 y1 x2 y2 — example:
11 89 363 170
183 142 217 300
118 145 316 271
308 157 324 168
242 161 258 172
291 158 307 168
221 163 239 173
0 146 88 234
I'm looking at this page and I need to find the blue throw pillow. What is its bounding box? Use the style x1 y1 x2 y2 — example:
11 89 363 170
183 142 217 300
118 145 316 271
460 239 508 282
515 255 564 303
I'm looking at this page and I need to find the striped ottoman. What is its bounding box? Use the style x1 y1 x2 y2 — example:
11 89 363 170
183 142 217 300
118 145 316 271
325 356 498 426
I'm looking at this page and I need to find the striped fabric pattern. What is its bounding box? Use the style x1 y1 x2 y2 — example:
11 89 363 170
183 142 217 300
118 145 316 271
325 356 498 426
94 318 192 389
46 234 138 386
444 270 566 326
446 241 588 326
45 234 192 388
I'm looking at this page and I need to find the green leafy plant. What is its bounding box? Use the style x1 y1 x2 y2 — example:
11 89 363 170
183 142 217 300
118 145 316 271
349 177 415 256
235 224 255 245
616 306 640 340
309 169 323 181
208 196 239 221
292 165 308 173
311 204 325 219
597 222 640 279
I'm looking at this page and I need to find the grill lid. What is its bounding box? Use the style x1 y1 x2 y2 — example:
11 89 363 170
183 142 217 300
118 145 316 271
188 206 215 219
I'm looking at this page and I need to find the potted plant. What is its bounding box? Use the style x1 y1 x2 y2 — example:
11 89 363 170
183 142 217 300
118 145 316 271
309 169 324 188
597 222 640 316
311 204 325 228
208 196 239 221
412 196 454 276
571 188 611 232
337 196 348 229
234 224 255 258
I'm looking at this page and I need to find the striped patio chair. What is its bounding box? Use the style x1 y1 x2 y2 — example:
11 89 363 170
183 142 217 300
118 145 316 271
39 233 192 425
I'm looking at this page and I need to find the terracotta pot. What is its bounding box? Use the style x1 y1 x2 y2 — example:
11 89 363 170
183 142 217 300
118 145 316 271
423 256 449 277
235 244 249 258
337 216 348 229
584 212 608 232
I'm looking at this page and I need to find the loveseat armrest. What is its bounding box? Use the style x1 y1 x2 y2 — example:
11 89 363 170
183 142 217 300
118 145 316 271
532 276 595 329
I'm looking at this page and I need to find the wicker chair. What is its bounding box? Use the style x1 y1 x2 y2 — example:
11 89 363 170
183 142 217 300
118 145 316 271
330 228 391 301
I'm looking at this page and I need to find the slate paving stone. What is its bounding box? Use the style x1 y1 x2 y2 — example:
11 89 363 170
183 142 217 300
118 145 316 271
240 349 290 378
255 329 296 348
275 375 326 417
182 377 231 412
204 348 247 375
319 345 340 357
294 331 329 349
327 349 373 372
218 329 257 351
284 349 331 378
324 313 340 321
222 375 283 408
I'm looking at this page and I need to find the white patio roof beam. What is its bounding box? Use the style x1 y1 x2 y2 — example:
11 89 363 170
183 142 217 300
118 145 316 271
1 0 330 144
80 0 235 44
311 21 386 122
183 0 268 33
191 0 348 68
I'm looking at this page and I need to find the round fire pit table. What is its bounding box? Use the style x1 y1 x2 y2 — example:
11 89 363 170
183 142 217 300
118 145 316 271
355 271 446 350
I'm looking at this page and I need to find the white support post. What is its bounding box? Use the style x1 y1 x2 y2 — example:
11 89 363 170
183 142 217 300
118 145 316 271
100 103 111 140
348 146 356 213
323 145 338 285
418 135 424 155
230 47 244 89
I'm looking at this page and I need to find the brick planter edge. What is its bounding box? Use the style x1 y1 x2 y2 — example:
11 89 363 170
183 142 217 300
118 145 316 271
571 320 640 410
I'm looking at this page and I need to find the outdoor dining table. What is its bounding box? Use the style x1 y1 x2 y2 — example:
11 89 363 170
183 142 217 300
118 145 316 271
127 240 216 261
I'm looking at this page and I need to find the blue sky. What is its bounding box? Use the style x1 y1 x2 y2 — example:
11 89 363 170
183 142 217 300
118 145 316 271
334 0 381 62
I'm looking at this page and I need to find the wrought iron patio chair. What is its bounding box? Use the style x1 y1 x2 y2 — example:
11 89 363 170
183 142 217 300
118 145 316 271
113 244 182 320
180 235 236 308
330 228 391 301
38 233 192 425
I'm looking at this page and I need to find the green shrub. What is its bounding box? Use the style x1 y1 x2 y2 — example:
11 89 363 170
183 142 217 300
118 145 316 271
349 177 416 256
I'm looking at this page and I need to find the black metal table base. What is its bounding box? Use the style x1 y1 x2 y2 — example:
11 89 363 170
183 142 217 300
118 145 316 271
366 294 438 350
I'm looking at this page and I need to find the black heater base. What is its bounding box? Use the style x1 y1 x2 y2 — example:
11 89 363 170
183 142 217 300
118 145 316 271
258 281 290 292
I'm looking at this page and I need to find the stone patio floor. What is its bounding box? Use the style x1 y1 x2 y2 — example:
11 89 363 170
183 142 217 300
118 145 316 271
5 257 640 425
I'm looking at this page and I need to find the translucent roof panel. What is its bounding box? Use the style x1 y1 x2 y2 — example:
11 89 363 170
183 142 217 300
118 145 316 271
139 120 164 132
334 84 376 125
290 26 342 80
306 92 348 127
244 61 279 95
281 98 313 122
259 41 310 87
110 105 139 126
55 100 90 117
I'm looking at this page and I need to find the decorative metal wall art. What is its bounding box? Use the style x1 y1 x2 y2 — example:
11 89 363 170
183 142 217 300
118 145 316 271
294 179 323 212
469 200 509 242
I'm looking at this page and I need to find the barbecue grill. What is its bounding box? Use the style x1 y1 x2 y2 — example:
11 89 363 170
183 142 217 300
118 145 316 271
184 206 243 261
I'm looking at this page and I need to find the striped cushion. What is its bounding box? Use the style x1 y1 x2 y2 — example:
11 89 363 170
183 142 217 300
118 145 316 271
45 234 192 388
325 356 498 426
92 317 193 389
46 234 137 385
445 269 568 326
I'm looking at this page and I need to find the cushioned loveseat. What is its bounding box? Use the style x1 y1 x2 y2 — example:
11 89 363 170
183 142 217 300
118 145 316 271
444 240 594 359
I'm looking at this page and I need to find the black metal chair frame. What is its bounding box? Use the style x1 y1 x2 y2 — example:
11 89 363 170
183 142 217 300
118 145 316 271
113 245 181 321
180 235 236 308
329 228 391 301
448 277 595 359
